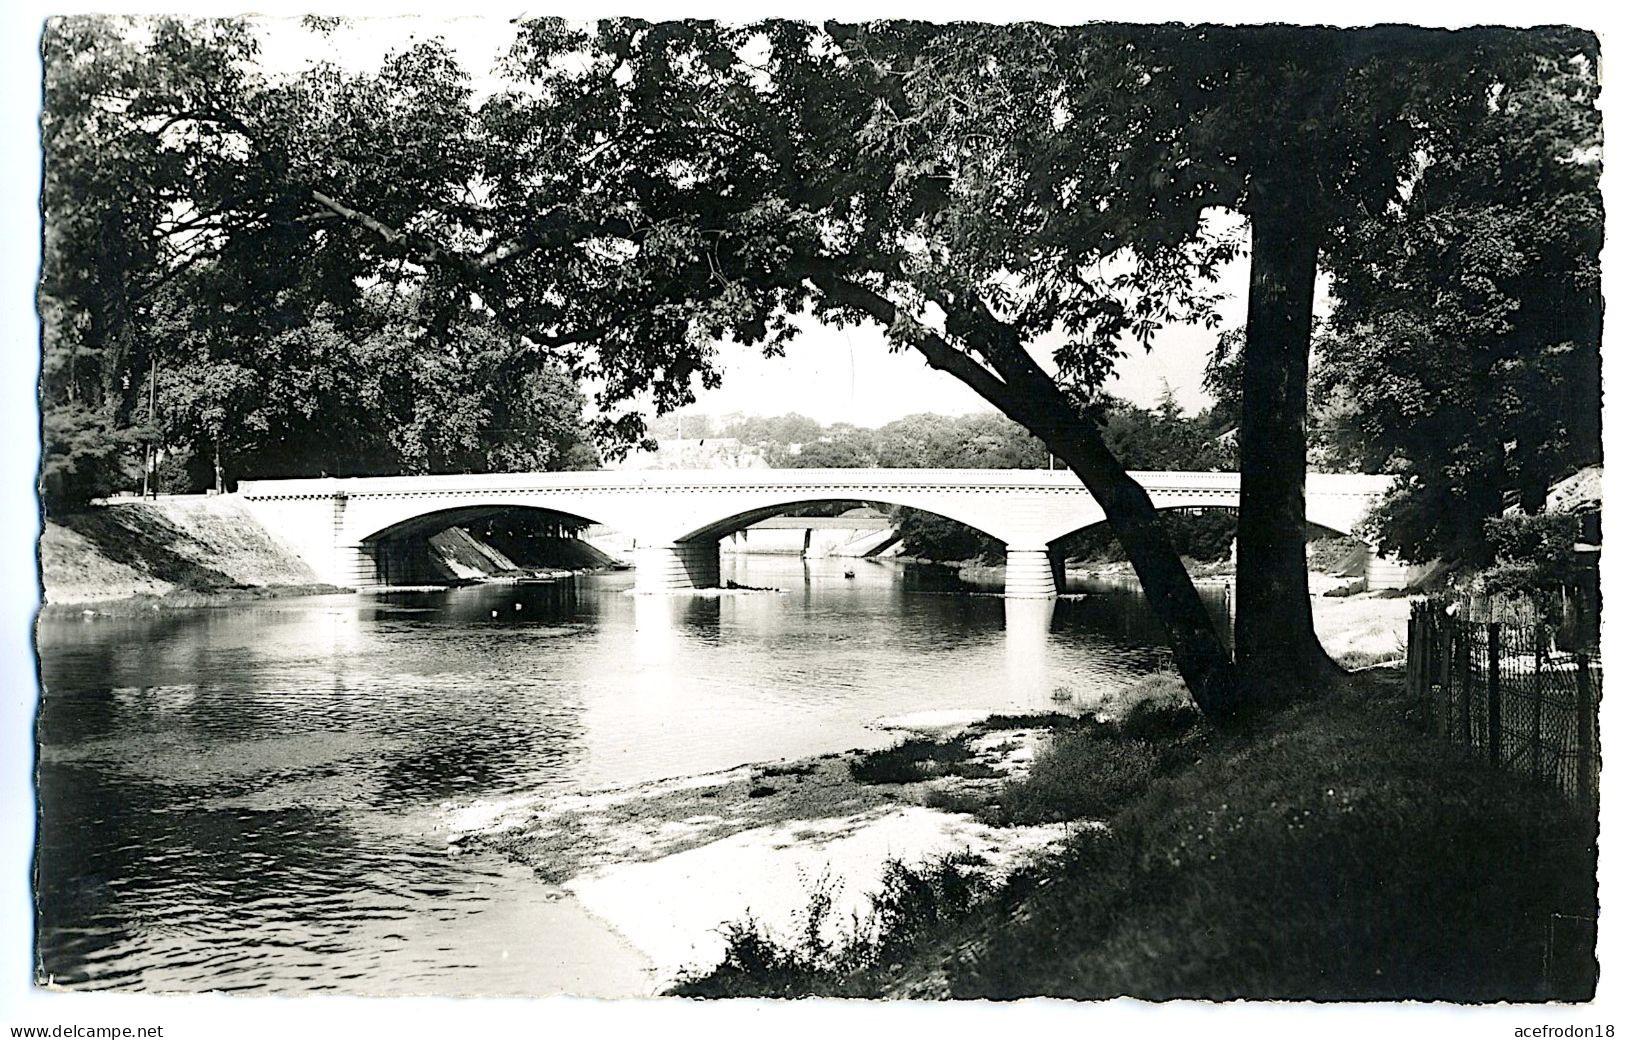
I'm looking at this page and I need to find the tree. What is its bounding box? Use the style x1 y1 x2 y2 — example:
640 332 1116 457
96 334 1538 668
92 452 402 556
1316 54 1601 567
784 428 879 468
39 17 601 501
37 18 1238 714
958 23 1597 699
1100 394 1225 473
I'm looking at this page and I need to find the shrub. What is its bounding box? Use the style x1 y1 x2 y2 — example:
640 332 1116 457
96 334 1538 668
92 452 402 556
671 854 992 998
1476 510 1583 607
849 737 973 784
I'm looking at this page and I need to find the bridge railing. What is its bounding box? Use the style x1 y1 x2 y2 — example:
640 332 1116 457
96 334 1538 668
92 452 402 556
238 468 1393 498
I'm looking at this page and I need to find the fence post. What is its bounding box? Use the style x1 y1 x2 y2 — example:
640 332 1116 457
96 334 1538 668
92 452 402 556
1575 653 1594 807
1462 624 1475 747
1449 617 1462 741
1532 639 1545 782
1487 622 1502 765
1407 613 1417 695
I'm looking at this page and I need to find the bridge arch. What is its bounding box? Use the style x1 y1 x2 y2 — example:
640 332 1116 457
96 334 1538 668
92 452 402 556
637 488 1042 595
353 502 619 587
668 492 1012 545
353 502 614 548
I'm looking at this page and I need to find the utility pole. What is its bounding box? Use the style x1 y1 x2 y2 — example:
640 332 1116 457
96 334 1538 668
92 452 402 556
142 352 158 499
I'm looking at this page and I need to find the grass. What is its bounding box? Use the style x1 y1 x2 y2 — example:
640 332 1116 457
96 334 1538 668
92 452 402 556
758 762 817 778
1091 667 1192 719
980 711 1089 731
676 671 1598 1001
1336 648 1406 671
921 787 992 815
980 732 1162 826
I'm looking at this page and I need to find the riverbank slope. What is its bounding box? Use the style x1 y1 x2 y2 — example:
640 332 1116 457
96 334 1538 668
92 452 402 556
39 496 333 610
39 496 626 613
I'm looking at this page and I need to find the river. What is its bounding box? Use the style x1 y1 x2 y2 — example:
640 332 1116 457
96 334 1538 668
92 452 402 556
33 556 1228 995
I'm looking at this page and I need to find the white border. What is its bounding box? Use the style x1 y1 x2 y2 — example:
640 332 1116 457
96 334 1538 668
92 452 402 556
3 3 1618 1038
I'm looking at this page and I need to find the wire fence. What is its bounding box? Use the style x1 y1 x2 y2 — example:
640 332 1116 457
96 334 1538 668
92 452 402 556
1408 601 1601 808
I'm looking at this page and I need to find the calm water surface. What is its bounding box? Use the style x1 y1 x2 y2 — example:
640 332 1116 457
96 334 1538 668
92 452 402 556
35 556 1225 994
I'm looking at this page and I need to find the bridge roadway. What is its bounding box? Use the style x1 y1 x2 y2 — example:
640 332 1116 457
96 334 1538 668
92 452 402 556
235 468 1398 598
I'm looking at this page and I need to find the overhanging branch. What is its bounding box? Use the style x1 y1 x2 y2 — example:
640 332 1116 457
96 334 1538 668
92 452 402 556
802 266 1024 416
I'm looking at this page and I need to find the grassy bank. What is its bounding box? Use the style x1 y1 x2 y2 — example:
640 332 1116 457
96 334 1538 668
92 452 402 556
676 669 1597 1001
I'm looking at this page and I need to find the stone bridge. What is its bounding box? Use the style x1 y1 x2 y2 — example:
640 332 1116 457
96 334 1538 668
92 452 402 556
234 468 1398 597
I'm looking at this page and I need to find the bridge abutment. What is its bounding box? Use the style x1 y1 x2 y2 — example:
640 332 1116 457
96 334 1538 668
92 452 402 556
1004 547 1059 598
634 541 722 593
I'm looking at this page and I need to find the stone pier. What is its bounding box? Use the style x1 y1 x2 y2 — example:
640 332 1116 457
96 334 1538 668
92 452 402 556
1003 547 1059 598
633 542 722 592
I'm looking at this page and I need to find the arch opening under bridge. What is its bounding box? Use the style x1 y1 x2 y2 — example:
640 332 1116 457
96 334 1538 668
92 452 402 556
357 503 613 587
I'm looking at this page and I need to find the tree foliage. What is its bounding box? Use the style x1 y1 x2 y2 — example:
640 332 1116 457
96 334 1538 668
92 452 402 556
39 16 599 506
1316 54 1602 566
38 15 1600 719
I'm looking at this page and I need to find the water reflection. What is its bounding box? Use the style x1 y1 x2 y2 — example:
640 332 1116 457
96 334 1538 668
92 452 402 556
35 557 1227 993
1004 597 1058 709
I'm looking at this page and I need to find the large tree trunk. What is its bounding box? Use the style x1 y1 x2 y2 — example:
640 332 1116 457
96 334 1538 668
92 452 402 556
1012 394 1240 721
1235 202 1336 700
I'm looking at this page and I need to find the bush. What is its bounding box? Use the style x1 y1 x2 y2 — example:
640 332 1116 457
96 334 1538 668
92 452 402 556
922 787 991 815
849 738 975 784
1477 511 1582 604
670 853 994 998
